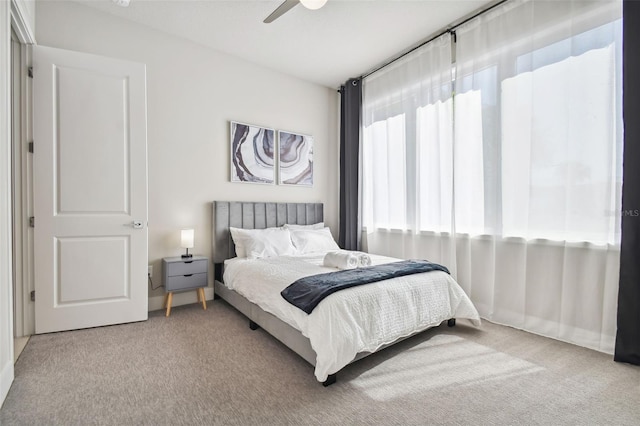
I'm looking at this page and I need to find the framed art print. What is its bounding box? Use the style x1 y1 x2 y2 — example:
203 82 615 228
230 121 275 184
278 130 313 186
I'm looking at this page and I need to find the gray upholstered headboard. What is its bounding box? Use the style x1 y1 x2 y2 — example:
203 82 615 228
212 201 324 264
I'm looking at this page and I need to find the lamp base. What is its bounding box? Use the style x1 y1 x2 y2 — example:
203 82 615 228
181 247 193 259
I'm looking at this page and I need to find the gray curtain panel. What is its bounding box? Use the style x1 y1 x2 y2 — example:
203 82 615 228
615 0 640 366
339 78 362 251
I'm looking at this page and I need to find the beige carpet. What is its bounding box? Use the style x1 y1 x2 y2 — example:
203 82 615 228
1 300 639 425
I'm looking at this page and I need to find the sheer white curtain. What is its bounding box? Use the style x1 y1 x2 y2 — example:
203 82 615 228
362 0 622 353
362 34 453 234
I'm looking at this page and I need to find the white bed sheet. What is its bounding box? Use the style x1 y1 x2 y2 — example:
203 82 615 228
223 253 480 382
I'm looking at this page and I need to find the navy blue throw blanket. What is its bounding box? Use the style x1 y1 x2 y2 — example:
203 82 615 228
281 260 450 314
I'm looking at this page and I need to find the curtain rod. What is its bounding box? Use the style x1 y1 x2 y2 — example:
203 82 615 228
359 0 509 81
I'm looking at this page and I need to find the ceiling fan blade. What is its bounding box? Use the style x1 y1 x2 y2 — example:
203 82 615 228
264 0 300 23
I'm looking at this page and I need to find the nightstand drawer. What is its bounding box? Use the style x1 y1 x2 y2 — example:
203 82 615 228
165 259 208 276
165 272 207 291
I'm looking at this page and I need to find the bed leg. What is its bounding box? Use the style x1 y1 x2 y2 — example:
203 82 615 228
322 374 337 387
213 293 221 300
249 320 260 330
447 318 456 327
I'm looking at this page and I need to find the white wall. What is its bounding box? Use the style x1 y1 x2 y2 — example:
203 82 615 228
35 1 340 308
1 0 16 407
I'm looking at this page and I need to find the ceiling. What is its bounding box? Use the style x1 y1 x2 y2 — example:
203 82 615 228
75 0 492 88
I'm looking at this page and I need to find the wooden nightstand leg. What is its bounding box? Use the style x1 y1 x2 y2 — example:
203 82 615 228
199 288 207 311
163 292 169 308
165 292 173 317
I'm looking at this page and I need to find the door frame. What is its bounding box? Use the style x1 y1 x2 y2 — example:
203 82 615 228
11 28 35 337
3 0 35 407
10 7 34 339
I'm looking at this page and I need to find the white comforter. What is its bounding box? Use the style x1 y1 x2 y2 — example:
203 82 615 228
223 253 480 382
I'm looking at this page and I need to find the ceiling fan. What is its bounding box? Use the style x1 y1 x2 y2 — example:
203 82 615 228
264 0 328 23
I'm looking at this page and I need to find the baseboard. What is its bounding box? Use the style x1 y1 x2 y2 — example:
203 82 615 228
1 360 14 408
148 287 214 312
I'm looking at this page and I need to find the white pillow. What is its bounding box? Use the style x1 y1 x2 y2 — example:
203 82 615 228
283 222 324 230
229 227 297 259
290 227 340 254
229 227 248 257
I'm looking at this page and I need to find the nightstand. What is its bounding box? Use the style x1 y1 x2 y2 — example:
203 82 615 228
162 255 208 317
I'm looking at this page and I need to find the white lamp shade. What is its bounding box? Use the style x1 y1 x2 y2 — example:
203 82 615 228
300 0 327 10
180 229 194 249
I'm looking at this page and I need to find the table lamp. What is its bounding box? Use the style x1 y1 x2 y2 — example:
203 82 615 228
181 229 194 259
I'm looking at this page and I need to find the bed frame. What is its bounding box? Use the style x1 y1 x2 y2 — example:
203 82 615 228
212 201 455 386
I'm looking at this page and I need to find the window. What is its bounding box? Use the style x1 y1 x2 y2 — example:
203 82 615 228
363 6 622 245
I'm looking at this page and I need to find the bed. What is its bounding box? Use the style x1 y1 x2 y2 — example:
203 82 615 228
212 201 480 386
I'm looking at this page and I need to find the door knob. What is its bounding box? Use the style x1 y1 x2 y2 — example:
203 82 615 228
132 221 144 229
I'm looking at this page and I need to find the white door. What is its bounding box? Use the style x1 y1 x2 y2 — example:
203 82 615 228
33 46 148 334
